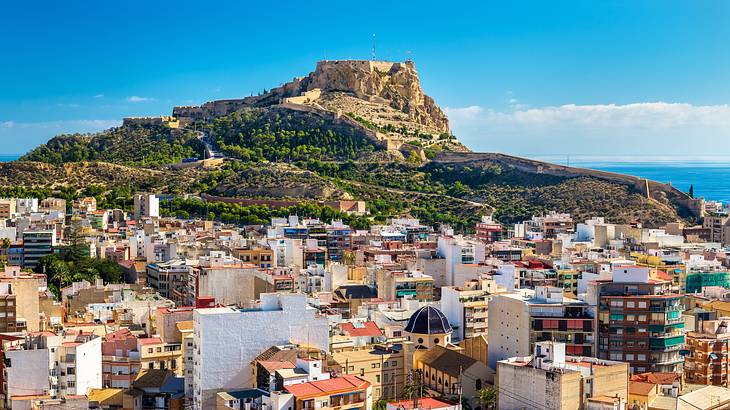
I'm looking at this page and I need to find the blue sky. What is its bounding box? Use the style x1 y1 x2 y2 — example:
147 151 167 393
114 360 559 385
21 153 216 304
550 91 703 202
1 0 729 156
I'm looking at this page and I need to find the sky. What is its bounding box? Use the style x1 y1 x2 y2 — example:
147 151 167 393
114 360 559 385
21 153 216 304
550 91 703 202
1 0 729 157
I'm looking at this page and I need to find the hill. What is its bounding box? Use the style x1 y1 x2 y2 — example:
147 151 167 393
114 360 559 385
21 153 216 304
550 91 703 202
5 59 700 230
21 124 204 167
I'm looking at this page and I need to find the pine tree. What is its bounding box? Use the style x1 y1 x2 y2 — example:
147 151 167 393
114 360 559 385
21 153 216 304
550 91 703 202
689 184 694 198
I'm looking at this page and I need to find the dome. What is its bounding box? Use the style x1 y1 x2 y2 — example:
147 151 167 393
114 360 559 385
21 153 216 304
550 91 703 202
405 306 452 335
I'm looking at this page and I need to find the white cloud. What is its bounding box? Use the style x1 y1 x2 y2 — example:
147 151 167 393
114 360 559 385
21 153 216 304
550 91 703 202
126 96 156 102
93 94 104 99
56 103 81 108
1 121 15 128
445 102 730 156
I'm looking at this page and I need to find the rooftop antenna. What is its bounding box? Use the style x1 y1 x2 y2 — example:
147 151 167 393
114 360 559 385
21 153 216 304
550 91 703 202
406 50 412 63
371 34 376 61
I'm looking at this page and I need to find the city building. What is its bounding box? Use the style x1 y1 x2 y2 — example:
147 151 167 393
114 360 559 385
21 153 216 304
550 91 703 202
376 270 434 302
146 259 189 300
475 215 503 244
440 285 491 342
330 344 405 400
22 230 57 269
684 317 730 386
591 266 685 373
192 293 329 409
496 341 629 410
284 375 372 410
488 286 594 369
133 194 160 220
404 306 453 350
413 345 491 400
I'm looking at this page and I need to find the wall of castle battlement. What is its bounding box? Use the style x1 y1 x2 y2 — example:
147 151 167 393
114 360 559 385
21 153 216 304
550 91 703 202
433 152 705 219
315 60 404 74
122 116 179 128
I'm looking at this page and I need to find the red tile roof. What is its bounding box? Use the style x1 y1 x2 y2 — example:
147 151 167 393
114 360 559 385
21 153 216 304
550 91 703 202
388 398 455 410
138 337 163 345
631 372 682 385
258 360 295 373
629 381 656 396
339 321 383 338
285 375 369 398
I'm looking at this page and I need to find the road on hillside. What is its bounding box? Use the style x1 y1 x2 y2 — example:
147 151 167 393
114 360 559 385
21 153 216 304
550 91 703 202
194 130 225 159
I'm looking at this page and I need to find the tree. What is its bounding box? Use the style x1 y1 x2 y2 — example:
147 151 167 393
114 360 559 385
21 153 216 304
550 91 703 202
688 184 694 198
476 387 497 410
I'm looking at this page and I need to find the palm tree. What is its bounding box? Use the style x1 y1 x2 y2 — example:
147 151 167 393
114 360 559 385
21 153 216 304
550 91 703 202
476 387 497 410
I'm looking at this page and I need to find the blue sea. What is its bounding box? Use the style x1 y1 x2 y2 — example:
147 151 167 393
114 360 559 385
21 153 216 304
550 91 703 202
1 154 729 203
536 156 730 204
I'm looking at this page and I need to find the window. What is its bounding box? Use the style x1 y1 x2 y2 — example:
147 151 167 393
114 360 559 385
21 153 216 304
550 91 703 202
417 338 424 344
434 338 440 344
626 301 635 308
638 301 647 308
157 347 162 353
148 348 153 354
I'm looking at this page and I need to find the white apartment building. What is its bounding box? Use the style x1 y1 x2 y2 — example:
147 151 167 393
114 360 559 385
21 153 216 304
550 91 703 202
2 332 101 406
436 235 486 287
192 293 329 409
133 193 160 220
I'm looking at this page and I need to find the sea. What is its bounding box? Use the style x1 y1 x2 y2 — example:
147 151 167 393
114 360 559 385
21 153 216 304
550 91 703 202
1 154 729 203
535 156 730 204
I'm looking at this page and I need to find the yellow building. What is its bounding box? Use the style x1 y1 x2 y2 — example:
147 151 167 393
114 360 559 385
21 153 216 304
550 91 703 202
630 252 687 292
330 345 405 400
232 247 274 269
702 300 730 317
557 269 579 296
138 337 183 375
376 270 434 302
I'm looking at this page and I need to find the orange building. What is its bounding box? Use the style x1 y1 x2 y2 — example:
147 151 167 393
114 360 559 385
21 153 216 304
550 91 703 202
284 375 372 410
685 317 730 386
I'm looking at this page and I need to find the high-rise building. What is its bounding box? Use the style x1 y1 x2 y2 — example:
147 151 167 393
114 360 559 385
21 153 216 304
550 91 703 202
133 194 160 220
591 266 685 373
22 230 56 270
488 286 594 369
684 317 730 386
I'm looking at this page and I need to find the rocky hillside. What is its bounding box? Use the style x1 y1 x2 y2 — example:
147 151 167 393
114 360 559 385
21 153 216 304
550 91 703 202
3 59 696 230
173 60 466 153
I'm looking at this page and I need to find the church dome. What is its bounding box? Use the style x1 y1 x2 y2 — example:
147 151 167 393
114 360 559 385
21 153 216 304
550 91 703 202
405 306 452 335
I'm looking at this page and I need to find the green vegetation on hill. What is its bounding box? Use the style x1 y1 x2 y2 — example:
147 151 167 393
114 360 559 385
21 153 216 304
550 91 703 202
21 125 204 166
211 108 378 162
161 197 371 230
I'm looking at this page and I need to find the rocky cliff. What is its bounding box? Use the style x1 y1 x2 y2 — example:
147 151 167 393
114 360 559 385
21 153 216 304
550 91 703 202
175 60 452 139
295 60 450 134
